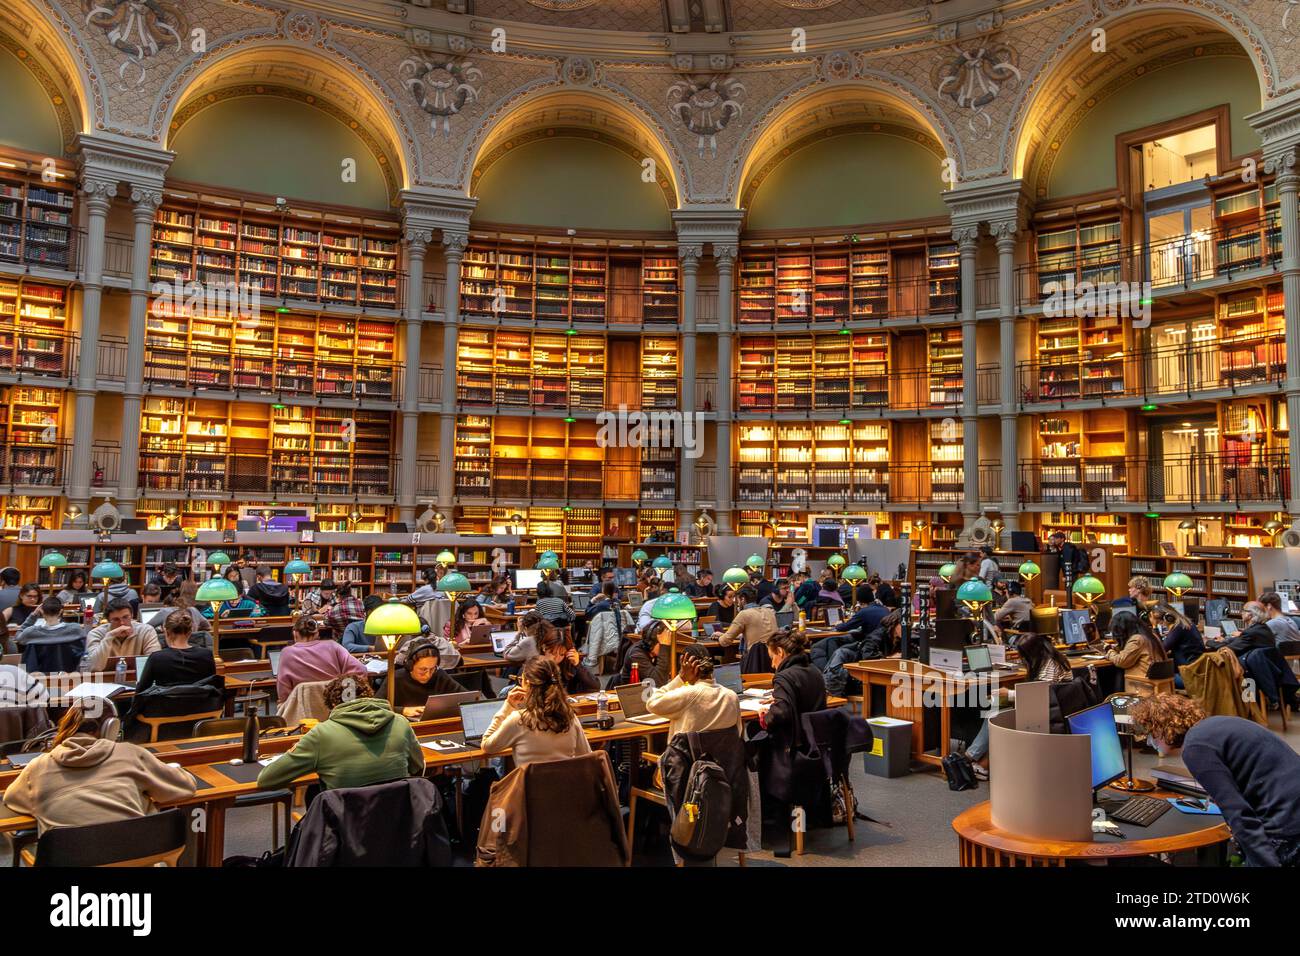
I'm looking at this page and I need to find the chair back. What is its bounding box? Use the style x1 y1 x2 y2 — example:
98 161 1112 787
286 777 451 867
1146 660 1177 680
193 714 288 738
219 647 255 662
1030 606 1060 637
518 751 629 866
278 680 331 724
33 809 188 867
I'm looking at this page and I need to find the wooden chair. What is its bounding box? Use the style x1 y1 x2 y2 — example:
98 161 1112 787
248 624 294 660
218 647 255 663
1125 659 1177 697
625 750 747 866
792 777 857 856
137 707 225 742
22 809 188 867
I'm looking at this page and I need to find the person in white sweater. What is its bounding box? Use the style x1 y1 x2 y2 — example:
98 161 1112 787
481 656 591 768
645 644 742 738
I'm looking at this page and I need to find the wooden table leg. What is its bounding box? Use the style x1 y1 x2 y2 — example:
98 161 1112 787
203 799 232 867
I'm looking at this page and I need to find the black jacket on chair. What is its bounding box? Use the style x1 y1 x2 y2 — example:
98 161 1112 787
800 707 873 785
753 653 826 804
659 728 750 851
286 777 451 866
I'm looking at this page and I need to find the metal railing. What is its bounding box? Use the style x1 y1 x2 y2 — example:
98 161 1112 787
735 364 962 414
454 461 680 506
733 461 970 510
418 366 442 404
456 371 683 413
0 440 118 490
1017 452 1290 507
140 344 400 403
0 331 77 381
1016 336 1286 407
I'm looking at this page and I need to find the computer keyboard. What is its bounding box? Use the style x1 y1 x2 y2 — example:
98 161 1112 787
1108 795 1171 827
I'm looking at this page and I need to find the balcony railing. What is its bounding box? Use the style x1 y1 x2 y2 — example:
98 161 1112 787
1018 452 1290 507
418 366 442 404
140 451 395 498
734 462 970 509
0 330 76 381
142 344 399 403
736 273 959 328
736 365 963 414
0 440 118 490
457 371 683 413
1016 337 1285 407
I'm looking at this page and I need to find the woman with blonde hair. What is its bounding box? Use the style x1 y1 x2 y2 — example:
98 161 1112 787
480 656 591 768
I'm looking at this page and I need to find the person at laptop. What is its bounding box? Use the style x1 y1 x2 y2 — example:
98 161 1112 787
685 570 715 599
480 656 591 769
135 610 215 694
301 578 338 617
1092 613 1167 685
156 581 211 644
1207 601 1276 658
645 643 742 738
815 572 845 607
341 595 386 652
380 638 467 717
501 610 547 666
444 598 486 647
534 580 576 629
1153 602 1205 687
84 598 161 672
993 581 1033 632
407 569 440 606
619 621 670 687
588 566 617 600
962 631 1073 779
636 582 664 632
705 588 738 627
257 675 425 792
834 599 891 639
147 563 185 603
790 571 818 612
0 566 21 612
323 583 365 635
539 628 600 694
4 700 196 835
2 583 41 629
247 565 292 617
15 597 84 665
202 567 263 619
277 616 367 701
1259 591 1300 646
1111 575 1154 621
718 588 778 651
1131 693 1300 867
56 569 94 606
760 578 795 613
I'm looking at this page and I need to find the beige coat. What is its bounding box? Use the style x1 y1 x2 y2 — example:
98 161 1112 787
718 606 778 648
4 734 195 834
646 675 743 739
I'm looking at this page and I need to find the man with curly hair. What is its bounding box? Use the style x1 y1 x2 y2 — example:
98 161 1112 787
1132 694 1300 867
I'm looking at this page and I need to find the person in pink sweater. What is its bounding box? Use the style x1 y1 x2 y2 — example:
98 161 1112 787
277 616 367 700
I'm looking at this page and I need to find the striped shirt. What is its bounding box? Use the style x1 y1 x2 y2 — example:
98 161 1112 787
534 596 574 626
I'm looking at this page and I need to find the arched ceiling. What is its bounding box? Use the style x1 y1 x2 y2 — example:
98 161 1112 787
1014 13 1263 198
0 3 89 154
737 85 947 211
465 0 919 34
470 89 680 207
164 46 412 201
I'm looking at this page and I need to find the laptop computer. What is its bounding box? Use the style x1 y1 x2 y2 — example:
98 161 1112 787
491 630 517 654
459 699 504 746
714 663 742 695
613 683 669 726
1059 609 1091 653
418 690 482 721
269 649 283 676
1220 618 1240 638
222 606 256 619
825 606 843 626
134 656 150 678
573 592 592 612
774 610 795 629
963 644 994 675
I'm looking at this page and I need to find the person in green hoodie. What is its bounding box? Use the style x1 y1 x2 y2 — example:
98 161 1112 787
256 674 426 791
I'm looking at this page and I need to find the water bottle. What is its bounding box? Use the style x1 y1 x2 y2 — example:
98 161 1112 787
629 661 640 684
115 657 127 684
597 689 608 722
241 711 260 763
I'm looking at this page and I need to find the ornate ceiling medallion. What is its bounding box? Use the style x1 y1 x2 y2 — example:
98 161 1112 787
400 55 483 137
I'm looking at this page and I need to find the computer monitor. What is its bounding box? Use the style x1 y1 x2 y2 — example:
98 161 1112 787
514 569 543 591
1065 701 1126 791
459 699 503 745
1059 609 1091 647
269 649 283 677
1203 598 1227 628
614 568 637 587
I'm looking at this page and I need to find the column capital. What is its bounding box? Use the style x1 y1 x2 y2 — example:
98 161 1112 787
404 226 433 247
130 187 162 217
679 243 703 267
442 231 469 256
952 225 980 249
990 219 1019 246
1264 148 1300 185
81 177 117 206
713 243 738 268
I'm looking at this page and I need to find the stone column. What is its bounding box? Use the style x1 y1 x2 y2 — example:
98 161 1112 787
67 178 116 521
115 187 162 518
436 231 467 532
677 244 700 536
398 228 430 525
714 243 736 534
1267 150 1300 515
992 220 1020 545
955 225 981 537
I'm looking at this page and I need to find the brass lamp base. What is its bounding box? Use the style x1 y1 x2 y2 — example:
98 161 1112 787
1108 776 1156 794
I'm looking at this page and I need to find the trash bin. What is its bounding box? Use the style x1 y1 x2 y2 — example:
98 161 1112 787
863 716 912 778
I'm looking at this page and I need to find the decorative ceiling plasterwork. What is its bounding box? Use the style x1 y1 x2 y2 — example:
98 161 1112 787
14 0 1300 204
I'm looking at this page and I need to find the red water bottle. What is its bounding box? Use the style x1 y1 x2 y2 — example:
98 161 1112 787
630 662 640 684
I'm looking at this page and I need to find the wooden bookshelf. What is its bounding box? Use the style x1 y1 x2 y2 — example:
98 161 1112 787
0 157 75 269
641 336 679 409
1037 512 1130 548
735 330 888 412
150 190 400 308
0 384 64 487
455 327 607 410
736 421 891 507
929 419 963 504
927 325 963 406
1210 175 1280 275
927 243 959 312
1032 208 1122 293
0 279 70 377
459 237 678 325
1217 285 1284 386
0 496 55 536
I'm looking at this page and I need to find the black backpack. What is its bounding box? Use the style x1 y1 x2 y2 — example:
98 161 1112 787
941 752 979 792
669 733 732 860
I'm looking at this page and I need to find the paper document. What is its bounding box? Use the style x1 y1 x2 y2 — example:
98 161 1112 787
65 682 128 699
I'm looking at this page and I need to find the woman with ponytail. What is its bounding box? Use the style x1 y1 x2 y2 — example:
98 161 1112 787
480 656 591 768
5 701 195 834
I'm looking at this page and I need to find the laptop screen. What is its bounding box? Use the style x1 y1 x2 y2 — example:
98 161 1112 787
269 649 282 676
1059 609 1091 646
825 606 842 626
964 645 992 672
459 700 502 741
714 663 742 694
774 610 795 629
491 631 516 654
514 569 543 591
614 683 648 717
134 656 149 677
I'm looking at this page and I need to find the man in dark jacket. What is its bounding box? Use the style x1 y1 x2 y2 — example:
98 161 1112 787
1213 602 1276 658
836 602 889 637
247 565 293 616
147 563 185 602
